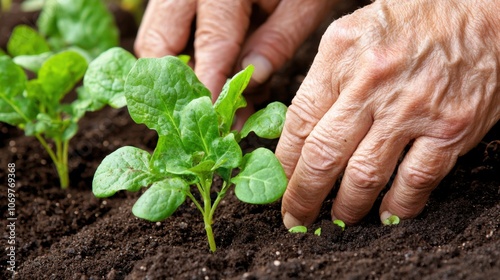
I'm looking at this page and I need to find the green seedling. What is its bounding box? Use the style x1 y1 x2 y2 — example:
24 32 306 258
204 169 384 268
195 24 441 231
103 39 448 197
7 0 118 73
93 54 288 252
333 219 346 231
289 219 346 236
0 47 129 188
0 0 120 189
382 215 400 226
289 226 308 234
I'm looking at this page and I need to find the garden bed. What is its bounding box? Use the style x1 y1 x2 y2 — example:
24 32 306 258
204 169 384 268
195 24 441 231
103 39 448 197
1 2 499 279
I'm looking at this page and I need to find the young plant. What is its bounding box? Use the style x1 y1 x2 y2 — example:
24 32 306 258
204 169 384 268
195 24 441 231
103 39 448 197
0 0 120 188
0 47 129 188
289 219 346 236
382 215 400 226
92 55 288 252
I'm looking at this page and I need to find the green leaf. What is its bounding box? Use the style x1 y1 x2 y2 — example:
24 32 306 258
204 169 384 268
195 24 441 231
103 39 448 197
125 56 211 136
232 148 287 204
314 228 322 236
240 102 287 139
37 0 119 58
382 215 400 226
12 52 53 73
93 146 162 197
7 25 50 57
0 56 34 125
212 133 242 170
0 49 6 56
333 219 346 231
132 178 188 222
125 56 210 136
0 56 27 98
150 135 191 175
289 225 307 233
37 50 88 105
189 160 216 175
83 47 136 110
214 65 253 135
180 96 219 155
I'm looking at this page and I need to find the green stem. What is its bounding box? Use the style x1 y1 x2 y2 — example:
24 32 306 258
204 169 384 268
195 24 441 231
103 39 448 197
201 177 217 252
54 139 69 189
209 181 229 223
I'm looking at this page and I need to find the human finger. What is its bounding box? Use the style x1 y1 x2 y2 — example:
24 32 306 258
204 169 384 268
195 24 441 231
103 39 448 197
240 0 337 84
379 137 459 223
194 0 252 96
135 0 196 57
331 126 410 225
280 89 374 228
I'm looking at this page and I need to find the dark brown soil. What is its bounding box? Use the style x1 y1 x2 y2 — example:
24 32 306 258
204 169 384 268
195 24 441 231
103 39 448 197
1 2 499 279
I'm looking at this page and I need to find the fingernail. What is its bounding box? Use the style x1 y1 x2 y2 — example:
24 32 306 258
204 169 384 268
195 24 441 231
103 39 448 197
283 212 302 229
381 211 400 226
241 53 273 84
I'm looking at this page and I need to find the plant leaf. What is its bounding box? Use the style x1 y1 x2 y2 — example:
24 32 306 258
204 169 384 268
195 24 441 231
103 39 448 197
7 25 50 57
37 50 88 105
12 52 53 73
37 0 119 58
0 56 35 125
93 146 162 197
289 225 307 233
132 178 188 222
212 133 242 170
180 96 219 155
125 56 210 136
232 148 287 204
240 102 287 139
150 135 191 175
83 47 136 110
214 65 253 135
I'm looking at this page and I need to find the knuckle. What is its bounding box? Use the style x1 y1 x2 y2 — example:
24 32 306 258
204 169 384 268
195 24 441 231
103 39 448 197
359 47 404 82
301 129 343 173
401 164 439 190
319 20 358 55
345 160 387 192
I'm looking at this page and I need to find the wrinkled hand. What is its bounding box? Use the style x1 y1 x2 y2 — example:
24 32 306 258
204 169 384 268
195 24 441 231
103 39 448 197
277 0 500 228
135 0 336 97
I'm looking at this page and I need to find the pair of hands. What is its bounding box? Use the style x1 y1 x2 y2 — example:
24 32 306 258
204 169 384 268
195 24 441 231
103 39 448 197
136 0 500 227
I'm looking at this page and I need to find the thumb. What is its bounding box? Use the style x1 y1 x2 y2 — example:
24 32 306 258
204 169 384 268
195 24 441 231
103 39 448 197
240 0 338 84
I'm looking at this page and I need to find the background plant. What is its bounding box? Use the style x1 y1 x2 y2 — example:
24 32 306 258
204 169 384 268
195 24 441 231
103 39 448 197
0 0 120 188
93 51 288 252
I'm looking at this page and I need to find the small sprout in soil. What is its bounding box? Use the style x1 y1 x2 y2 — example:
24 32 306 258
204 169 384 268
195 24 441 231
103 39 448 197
0 0 120 189
382 215 400 226
314 227 322 236
93 54 288 252
333 219 346 231
289 226 308 234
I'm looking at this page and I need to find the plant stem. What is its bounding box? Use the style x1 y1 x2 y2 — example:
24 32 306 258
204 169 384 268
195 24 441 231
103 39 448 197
36 134 70 189
201 177 217 252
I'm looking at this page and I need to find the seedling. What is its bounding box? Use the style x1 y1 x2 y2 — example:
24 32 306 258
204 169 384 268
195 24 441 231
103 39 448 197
289 219 346 236
93 54 288 252
289 226 308 234
333 219 346 231
0 47 130 188
382 215 400 226
0 0 120 188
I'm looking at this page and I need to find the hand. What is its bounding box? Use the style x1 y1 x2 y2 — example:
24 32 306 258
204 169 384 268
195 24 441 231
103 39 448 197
277 0 500 228
135 0 336 97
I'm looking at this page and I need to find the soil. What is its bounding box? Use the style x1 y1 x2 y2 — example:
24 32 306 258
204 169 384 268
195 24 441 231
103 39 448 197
1 1 499 279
